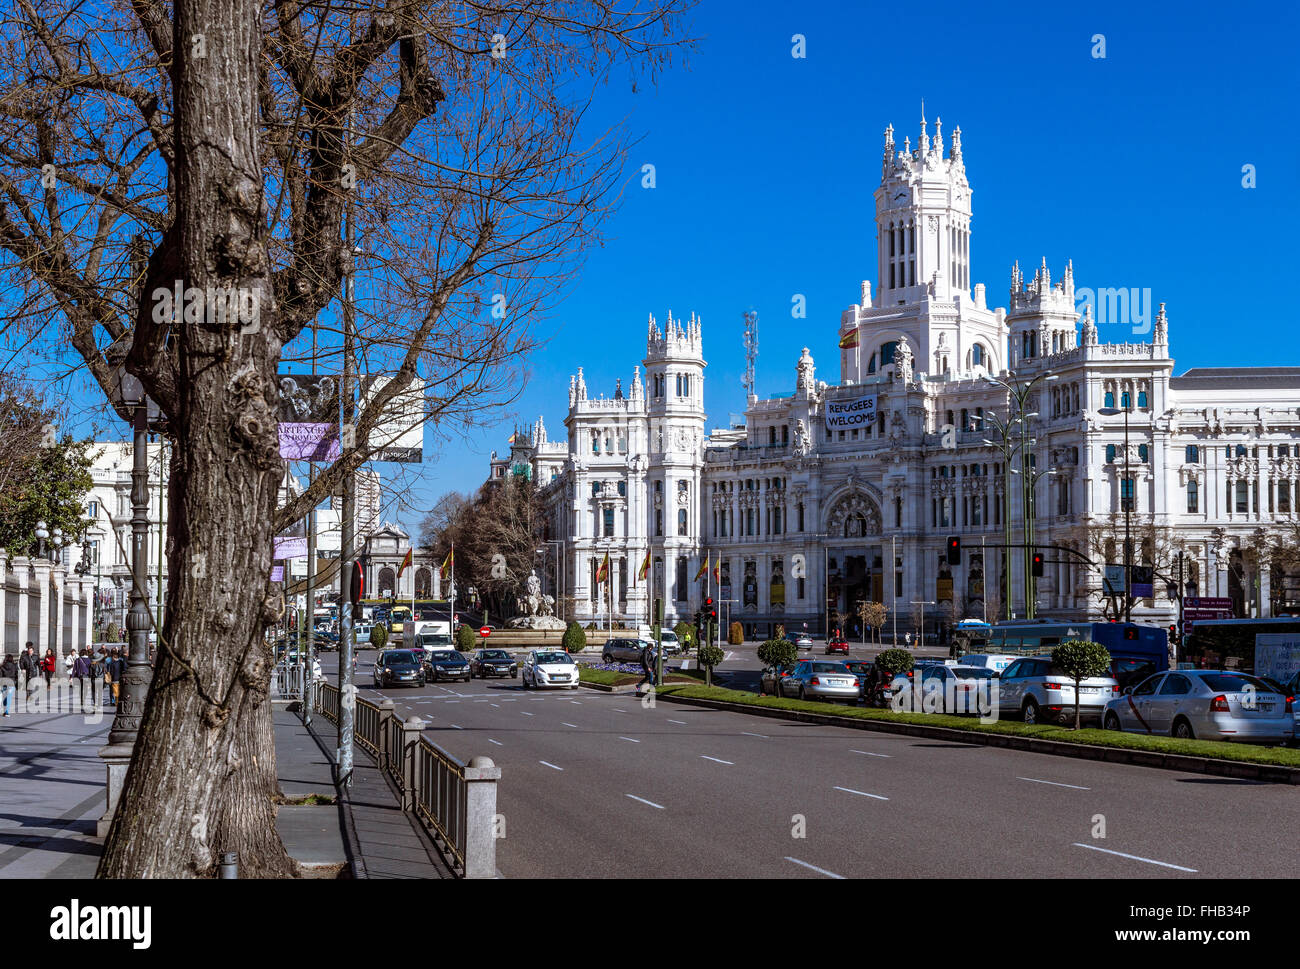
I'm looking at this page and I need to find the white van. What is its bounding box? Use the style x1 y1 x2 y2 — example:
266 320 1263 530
957 653 1019 675
635 627 682 654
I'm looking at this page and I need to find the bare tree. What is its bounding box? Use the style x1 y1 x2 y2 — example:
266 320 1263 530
0 0 692 877
1066 514 1190 620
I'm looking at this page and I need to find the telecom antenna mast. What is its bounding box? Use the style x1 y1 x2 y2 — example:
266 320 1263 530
741 310 758 399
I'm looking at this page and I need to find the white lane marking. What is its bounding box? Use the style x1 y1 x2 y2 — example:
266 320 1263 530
785 856 845 879
539 760 564 771
521 711 535 716
834 786 889 801
613 709 628 713
619 736 641 743
851 750 891 758
561 722 579 728
667 719 687 725
489 703 500 708
570 700 582 704
449 724 463 730
701 755 734 765
1018 777 1090 790
445 700 460 704
1071 843 1197 872
501 698 517 702
741 731 769 738
488 739 503 746
625 794 664 810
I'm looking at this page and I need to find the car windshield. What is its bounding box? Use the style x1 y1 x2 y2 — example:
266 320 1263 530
482 651 510 660
950 667 995 680
812 662 849 673
1197 672 1274 693
844 662 870 673
537 652 572 665
433 651 465 663
384 652 416 664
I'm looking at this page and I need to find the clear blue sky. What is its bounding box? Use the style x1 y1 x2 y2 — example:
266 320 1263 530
31 0 1300 542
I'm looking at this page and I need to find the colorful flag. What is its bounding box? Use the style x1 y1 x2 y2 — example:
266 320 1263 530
596 552 610 584
440 548 454 580
638 548 651 581
713 559 721 584
694 553 709 581
838 327 861 349
397 547 413 578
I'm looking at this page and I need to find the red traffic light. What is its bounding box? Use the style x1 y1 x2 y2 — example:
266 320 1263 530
705 597 713 606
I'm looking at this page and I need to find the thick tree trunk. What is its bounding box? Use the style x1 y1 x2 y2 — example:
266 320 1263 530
98 0 294 878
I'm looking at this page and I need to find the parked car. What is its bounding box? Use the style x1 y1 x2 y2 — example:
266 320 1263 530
843 660 873 702
471 649 518 679
602 638 655 664
373 649 425 688
779 660 860 704
1103 670 1294 743
522 650 580 689
354 623 372 644
995 656 1119 725
898 664 996 714
426 649 472 683
759 663 796 695
825 636 850 655
954 653 1018 675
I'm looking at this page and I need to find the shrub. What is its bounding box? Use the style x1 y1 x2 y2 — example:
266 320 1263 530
106 622 122 642
756 637 798 670
728 621 744 645
562 621 587 653
673 620 696 650
370 623 388 651
1052 639 1112 729
455 623 476 651
874 648 913 677
697 642 725 687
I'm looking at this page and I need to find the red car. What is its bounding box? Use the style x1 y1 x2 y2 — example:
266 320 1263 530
826 638 850 655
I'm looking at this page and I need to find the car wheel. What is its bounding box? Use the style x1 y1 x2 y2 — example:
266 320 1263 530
1172 717 1195 740
1022 699 1040 725
602 653 613 664
1104 712 1122 731
798 685 807 701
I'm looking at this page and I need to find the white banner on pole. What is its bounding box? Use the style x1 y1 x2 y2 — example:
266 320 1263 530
825 393 877 431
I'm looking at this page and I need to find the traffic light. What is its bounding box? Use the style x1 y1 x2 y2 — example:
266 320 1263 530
1167 623 1179 646
705 596 716 622
946 536 961 566
1031 552 1044 577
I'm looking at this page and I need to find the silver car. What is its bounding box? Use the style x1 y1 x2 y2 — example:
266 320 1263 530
779 660 860 704
995 656 1119 725
602 638 655 664
1103 670 1295 743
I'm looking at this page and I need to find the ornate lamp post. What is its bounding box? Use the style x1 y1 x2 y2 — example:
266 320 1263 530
97 367 163 836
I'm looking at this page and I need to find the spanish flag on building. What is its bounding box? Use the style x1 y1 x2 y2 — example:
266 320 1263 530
595 552 610 585
397 547 413 578
638 548 651 581
440 547 454 580
694 553 709 581
713 558 721 584
838 327 861 349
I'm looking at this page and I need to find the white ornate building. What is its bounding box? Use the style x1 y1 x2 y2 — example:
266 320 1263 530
493 114 1300 637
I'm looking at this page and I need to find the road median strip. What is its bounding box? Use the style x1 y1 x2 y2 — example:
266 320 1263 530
649 684 1300 784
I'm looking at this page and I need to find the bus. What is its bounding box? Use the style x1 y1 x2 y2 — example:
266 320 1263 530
965 620 1170 689
1182 618 1300 683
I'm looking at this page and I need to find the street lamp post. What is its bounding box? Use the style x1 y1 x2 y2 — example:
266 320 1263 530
98 369 161 836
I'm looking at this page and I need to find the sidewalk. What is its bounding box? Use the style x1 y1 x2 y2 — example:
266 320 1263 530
0 690 452 878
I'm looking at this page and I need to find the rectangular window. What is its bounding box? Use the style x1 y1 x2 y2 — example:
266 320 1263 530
675 556 688 601
603 507 614 537
797 577 805 600
1235 481 1249 513
87 500 98 519
655 510 663 536
1187 481 1199 513
1280 482 1292 514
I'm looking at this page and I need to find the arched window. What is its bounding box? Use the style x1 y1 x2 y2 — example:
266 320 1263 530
867 353 877 374
1187 480 1199 513
1121 389 1132 409
972 343 984 368
1106 444 1116 463
1138 390 1149 408
1138 444 1149 463
880 341 899 366
1104 390 1115 408
961 408 969 431
677 508 688 536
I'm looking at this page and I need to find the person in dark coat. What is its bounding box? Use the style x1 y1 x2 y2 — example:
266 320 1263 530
1 654 17 716
19 644 38 697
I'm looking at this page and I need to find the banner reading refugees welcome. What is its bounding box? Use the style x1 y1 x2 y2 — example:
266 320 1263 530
825 393 877 430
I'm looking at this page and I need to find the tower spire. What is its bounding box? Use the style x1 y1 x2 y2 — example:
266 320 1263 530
918 101 929 153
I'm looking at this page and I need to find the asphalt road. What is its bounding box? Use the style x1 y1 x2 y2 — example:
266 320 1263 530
317 648 1300 879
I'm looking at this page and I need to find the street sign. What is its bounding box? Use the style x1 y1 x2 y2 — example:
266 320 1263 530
1103 565 1124 596
1185 597 1232 610
480 626 491 637
1131 566 1153 599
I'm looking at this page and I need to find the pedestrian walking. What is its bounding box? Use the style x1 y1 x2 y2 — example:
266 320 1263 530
107 647 123 706
64 649 75 680
20 643 38 697
72 648 93 711
0 654 15 717
637 641 657 692
41 648 56 689
90 648 106 709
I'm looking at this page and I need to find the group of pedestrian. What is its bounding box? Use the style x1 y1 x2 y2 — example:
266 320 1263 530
1 641 128 715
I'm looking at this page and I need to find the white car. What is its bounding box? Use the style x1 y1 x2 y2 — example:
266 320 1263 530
522 649 580 689
794 634 814 650
956 653 1019 675
1104 670 1295 743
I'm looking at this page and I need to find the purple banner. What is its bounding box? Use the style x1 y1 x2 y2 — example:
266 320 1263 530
274 536 308 559
270 565 284 582
278 423 341 461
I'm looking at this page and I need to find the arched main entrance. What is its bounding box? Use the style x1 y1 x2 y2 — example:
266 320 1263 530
378 566 396 597
824 491 884 637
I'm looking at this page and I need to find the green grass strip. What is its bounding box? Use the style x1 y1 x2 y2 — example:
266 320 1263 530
652 684 1300 768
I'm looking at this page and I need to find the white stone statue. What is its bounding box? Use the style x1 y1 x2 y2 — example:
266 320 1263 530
895 337 914 385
